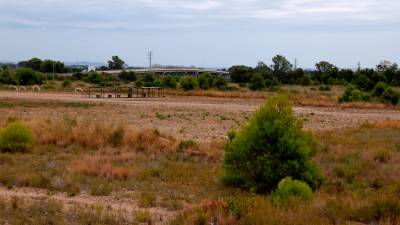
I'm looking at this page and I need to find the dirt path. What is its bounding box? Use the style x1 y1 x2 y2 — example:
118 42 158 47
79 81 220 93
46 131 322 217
1 91 399 140
0 186 173 224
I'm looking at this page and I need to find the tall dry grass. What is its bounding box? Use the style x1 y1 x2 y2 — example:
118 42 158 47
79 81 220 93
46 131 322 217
166 89 268 99
26 116 179 153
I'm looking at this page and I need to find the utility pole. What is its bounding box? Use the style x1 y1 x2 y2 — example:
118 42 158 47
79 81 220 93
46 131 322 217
148 51 153 71
294 58 297 70
357 62 361 71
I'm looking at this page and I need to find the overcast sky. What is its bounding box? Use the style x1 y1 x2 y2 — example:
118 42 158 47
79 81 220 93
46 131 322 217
1 0 399 68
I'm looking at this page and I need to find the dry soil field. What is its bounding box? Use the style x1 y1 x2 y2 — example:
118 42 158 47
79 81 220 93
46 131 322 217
0 91 399 141
1 91 400 225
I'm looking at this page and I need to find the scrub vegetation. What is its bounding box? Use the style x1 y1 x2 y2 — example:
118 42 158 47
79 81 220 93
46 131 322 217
0 94 399 224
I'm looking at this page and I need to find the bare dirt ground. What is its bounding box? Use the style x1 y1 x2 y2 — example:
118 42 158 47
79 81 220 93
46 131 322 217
1 91 400 141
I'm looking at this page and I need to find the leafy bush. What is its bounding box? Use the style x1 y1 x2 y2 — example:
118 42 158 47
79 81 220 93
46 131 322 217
15 68 44 85
62 79 71 88
0 70 18 85
180 76 198 91
163 75 177 89
135 80 143 87
339 85 370 102
153 79 164 87
118 70 136 81
249 73 265 90
198 73 213 90
213 76 228 90
223 95 323 192
143 73 155 83
381 88 399 105
371 81 388 97
83 72 103 84
0 122 36 153
272 177 313 204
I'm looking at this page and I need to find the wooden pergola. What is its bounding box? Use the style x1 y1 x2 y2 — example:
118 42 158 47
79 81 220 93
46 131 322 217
88 87 165 98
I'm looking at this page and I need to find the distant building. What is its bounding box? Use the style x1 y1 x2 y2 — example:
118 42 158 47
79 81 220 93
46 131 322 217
88 65 96 72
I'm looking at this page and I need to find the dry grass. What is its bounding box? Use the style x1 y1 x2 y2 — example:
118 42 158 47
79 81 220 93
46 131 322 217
166 89 269 99
67 152 134 180
0 197 131 225
2 113 400 224
26 116 179 153
167 88 400 109
361 119 400 129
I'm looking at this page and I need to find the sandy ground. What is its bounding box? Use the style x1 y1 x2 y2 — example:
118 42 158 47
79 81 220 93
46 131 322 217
1 91 400 141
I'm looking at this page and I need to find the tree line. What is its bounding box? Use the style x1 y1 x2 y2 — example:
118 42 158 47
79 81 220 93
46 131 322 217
228 55 400 90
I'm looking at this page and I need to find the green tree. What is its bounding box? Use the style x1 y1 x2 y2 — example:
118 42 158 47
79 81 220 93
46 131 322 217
249 73 265 90
118 71 136 81
108 56 126 70
83 72 103 84
338 69 354 83
39 60 65 73
0 70 17 85
228 65 254 83
62 79 71 88
223 95 323 192
315 61 339 84
255 61 272 79
15 68 44 85
18 58 42 71
272 55 292 83
180 76 198 91
198 73 213 89
163 75 177 89
213 76 227 90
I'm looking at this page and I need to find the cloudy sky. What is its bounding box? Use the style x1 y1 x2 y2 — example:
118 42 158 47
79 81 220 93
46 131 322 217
1 0 399 68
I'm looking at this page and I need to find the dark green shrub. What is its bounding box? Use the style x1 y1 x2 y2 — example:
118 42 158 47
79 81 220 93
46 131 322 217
198 73 213 90
272 177 313 204
15 68 44 85
249 73 265 90
0 122 35 153
118 71 136 81
371 81 388 97
163 75 177 89
135 80 143 87
222 95 323 192
153 79 164 87
0 70 18 85
381 88 399 105
180 76 198 91
299 76 311 86
83 72 103 84
354 73 373 91
143 73 155 83
62 79 71 88
213 76 227 90
264 79 276 88
339 85 369 102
